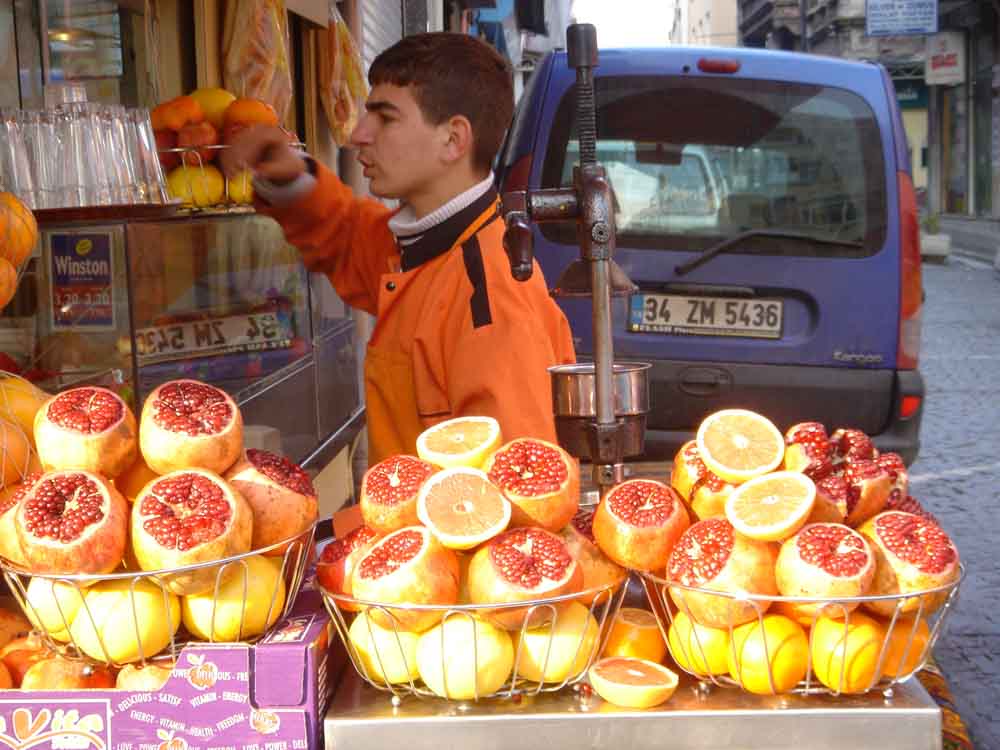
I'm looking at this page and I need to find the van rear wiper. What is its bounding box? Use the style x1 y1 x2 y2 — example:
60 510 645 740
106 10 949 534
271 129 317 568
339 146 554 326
674 229 864 276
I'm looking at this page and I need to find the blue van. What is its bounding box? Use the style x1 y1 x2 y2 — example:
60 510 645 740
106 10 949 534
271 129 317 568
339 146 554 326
497 47 924 463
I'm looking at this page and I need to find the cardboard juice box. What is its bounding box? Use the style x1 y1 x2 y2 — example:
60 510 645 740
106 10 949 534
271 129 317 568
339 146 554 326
0 586 340 750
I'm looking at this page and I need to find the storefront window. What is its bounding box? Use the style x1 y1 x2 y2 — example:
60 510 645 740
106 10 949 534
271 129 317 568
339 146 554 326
942 85 968 214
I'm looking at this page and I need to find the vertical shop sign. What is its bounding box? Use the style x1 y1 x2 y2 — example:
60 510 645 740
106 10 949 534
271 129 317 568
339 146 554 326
866 0 937 36
925 32 966 86
49 232 116 330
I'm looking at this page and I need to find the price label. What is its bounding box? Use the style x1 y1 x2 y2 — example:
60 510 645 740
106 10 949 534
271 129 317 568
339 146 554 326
135 312 293 363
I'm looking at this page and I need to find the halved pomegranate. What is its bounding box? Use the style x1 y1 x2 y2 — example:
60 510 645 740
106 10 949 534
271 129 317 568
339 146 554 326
886 493 937 524
359 455 437 534
316 525 380 612
593 479 689 572
666 517 778 629
131 468 253 595
225 449 318 552
14 470 128 576
808 473 849 524
842 459 891 527
774 523 875 621
782 422 834 479
33 387 137 479
467 526 583 630
0 473 39 565
484 438 579 532
139 379 243 475
831 428 878 463
560 507 627 605
858 511 959 616
670 441 733 520
350 525 459 632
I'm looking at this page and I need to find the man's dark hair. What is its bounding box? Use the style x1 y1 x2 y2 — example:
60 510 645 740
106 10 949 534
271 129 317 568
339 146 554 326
370 32 514 173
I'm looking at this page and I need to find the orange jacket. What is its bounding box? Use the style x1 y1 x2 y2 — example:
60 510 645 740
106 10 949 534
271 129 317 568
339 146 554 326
257 162 576 464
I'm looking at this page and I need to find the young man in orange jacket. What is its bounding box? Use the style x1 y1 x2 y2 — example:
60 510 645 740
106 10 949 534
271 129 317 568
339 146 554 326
221 33 575 465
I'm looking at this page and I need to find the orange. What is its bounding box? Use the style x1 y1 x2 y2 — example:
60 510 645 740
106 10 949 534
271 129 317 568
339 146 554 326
223 98 280 129
666 610 730 677
696 409 784 485
602 607 667 663
227 170 255 205
588 657 678 708
727 614 809 694
0 374 49 446
151 95 204 131
0 192 38 268
0 258 16 311
724 471 816 542
189 87 237 130
0 417 38 489
416 466 511 550
810 612 885 693
880 615 930 678
515 601 600 682
415 415 501 469
166 165 226 208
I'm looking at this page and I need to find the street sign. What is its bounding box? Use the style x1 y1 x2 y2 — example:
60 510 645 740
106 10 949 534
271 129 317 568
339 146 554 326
866 0 938 37
925 32 966 86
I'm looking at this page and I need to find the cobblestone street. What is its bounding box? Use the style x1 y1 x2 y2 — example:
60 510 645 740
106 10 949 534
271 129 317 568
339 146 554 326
912 254 1000 750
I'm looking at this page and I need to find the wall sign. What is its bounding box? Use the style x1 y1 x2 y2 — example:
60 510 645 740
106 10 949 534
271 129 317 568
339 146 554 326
866 0 937 37
49 232 116 330
925 31 966 86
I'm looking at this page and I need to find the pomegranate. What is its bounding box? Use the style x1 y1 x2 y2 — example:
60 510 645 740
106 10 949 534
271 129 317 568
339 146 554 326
139 379 243 475
842 459 891 527
670 441 733 520
484 438 579 532
782 422 834 479
14 470 128 576
316 525 380 611
774 523 875 621
858 511 960 616
666 517 778 629
350 525 459 632
20 657 115 690
225 449 318 552
359 455 437 534
808 473 849 524
886 493 937 524
33 387 138 479
830 428 878 463
560 507 627 605
130 468 253 595
592 479 689 572
877 452 909 508
467 526 583 630
0 472 39 565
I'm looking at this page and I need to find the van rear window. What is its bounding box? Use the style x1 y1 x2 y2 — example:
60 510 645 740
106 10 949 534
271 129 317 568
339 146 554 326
540 76 887 257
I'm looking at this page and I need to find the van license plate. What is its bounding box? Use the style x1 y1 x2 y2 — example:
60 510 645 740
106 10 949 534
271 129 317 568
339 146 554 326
628 294 783 339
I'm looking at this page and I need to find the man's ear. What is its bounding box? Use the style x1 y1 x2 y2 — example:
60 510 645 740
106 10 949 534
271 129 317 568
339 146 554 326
440 114 474 165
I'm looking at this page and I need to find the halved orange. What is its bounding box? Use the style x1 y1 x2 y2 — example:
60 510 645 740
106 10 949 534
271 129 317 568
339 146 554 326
724 471 816 541
601 607 667 663
416 416 501 469
696 409 785 485
416 467 511 550
588 656 679 708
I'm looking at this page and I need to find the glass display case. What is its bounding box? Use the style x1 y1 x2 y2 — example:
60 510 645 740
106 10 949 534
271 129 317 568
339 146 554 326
3 210 362 469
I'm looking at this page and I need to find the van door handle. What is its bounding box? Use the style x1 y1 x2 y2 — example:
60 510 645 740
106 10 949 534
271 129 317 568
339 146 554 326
679 367 732 397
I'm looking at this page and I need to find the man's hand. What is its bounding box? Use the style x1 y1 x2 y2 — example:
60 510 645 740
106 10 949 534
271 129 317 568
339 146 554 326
219 125 306 185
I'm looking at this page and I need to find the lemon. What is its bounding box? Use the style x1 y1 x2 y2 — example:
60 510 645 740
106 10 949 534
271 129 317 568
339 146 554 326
182 555 286 641
349 610 420 685
167 165 225 208
416 614 513 699
227 170 254 205
667 610 730 677
189 87 236 130
24 577 84 642
515 601 599 682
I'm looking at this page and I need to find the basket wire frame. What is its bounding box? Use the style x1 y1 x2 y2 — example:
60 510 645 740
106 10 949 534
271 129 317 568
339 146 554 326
639 563 964 697
321 580 628 703
0 522 316 668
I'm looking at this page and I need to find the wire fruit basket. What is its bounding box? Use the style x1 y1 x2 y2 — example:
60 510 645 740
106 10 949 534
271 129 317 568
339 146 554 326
320 578 627 704
638 564 964 697
0 522 316 668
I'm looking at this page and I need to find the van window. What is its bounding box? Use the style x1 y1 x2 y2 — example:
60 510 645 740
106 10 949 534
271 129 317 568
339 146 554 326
541 76 887 257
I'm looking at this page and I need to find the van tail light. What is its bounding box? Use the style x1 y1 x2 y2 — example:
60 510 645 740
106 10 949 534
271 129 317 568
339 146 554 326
697 58 741 74
897 171 922 370
899 394 922 419
502 154 533 194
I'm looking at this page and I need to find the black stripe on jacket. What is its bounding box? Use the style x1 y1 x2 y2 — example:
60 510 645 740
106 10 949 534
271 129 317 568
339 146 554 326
461 234 493 329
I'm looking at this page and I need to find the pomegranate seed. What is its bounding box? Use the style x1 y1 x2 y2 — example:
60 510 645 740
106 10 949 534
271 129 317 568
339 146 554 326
607 480 679 527
152 381 233 437
682 444 727 494
796 524 870 577
667 518 734 585
140 473 232 551
247 449 315 496
489 528 572 588
22 473 106 543
886 494 937 524
46 387 123 433
0 472 41 515
571 508 595 541
320 526 379 564
487 440 567 496
874 512 956 574
833 429 876 462
357 529 424 579
364 456 434 506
